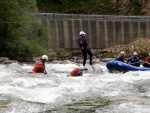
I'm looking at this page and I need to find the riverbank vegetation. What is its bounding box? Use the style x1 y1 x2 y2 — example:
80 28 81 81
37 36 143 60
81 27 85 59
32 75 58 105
0 0 48 61
48 38 150 61
0 0 147 62
36 0 114 15
36 0 143 15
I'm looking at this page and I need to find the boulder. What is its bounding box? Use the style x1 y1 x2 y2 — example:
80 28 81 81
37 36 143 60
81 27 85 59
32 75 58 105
0 57 9 62
60 60 76 64
85 64 103 74
3 60 19 64
6 63 22 72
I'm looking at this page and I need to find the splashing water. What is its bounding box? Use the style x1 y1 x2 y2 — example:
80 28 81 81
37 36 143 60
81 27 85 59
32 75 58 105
0 62 150 113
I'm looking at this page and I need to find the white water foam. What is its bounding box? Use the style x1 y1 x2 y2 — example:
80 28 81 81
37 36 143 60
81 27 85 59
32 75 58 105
0 63 150 113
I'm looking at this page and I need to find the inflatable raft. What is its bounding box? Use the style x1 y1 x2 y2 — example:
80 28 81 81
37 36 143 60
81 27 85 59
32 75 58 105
106 60 150 73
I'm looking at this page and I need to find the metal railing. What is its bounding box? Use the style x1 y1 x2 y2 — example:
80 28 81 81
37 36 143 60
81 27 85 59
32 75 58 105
35 13 150 21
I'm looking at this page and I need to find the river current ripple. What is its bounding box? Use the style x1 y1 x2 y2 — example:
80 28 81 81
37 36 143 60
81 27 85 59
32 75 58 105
0 62 150 113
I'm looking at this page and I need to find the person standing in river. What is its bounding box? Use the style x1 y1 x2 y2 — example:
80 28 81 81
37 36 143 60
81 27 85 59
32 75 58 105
77 31 93 68
32 55 48 74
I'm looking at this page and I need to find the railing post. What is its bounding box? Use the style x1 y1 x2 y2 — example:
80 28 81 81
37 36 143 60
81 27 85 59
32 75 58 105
36 13 150 50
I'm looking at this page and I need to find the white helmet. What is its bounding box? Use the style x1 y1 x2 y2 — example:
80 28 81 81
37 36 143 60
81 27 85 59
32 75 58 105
80 66 85 71
120 51 125 55
79 31 86 35
41 55 48 61
133 52 137 55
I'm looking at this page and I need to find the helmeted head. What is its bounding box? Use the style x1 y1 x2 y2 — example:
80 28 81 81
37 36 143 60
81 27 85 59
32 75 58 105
41 55 48 61
80 66 85 71
133 52 137 56
120 51 125 55
79 31 86 36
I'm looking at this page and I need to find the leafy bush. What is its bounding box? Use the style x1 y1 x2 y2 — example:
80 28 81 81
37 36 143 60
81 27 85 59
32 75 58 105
133 0 142 15
0 0 48 60
36 0 113 14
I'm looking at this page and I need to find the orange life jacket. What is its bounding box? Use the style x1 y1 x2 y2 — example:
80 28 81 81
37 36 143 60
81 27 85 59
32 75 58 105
32 61 44 73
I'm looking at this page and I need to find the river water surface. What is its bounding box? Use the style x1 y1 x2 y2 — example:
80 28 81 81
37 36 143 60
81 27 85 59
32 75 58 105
0 61 150 113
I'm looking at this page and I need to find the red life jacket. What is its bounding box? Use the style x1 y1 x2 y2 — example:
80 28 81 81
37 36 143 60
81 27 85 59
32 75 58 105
70 68 80 76
144 57 150 63
120 55 125 62
32 61 44 73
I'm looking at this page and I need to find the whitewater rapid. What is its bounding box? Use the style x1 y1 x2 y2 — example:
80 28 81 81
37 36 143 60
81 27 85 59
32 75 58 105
0 62 150 113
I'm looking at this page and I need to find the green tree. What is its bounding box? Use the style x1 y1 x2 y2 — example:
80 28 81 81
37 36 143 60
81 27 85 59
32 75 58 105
0 0 47 61
133 0 142 15
36 0 113 14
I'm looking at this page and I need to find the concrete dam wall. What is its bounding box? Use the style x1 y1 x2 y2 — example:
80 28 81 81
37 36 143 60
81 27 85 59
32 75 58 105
36 13 150 50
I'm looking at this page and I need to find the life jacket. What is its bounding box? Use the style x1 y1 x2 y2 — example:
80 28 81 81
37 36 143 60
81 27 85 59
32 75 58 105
144 57 150 63
115 55 125 62
120 56 124 62
70 68 80 76
32 60 45 73
130 57 139 63
77 35 88 47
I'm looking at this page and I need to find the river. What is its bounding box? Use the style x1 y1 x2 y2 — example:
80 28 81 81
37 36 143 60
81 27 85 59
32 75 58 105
0 61 150 113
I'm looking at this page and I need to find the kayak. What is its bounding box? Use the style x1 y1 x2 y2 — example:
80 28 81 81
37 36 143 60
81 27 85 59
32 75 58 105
106 60 150 73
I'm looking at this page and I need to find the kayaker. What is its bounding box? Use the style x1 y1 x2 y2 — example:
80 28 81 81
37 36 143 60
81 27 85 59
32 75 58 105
67 66 86 77
77 31 93 68
127 52 140 67
143 53 150 67
32 55 48 74
114 51 125 62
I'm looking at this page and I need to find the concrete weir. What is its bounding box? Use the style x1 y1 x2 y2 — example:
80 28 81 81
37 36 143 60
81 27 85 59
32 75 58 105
35 13 150 50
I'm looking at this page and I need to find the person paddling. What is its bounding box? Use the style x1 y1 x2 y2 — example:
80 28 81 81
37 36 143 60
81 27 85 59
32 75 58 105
127 52 140 67
32 55 48 74
143 53 150 67
77 31 93 68
114 51 125 62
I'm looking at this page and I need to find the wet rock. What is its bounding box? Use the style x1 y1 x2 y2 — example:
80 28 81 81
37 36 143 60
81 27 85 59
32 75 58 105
85 64 103 74
64 97 110 112
0 94 11 108
60 60 76 64
6 63 22 72
76 59 101 64
3 60 19 64
76 59 83 63
51 60 62 64
93 58 100 63
33 57 40 62
0 57 9 62
73 57 77 60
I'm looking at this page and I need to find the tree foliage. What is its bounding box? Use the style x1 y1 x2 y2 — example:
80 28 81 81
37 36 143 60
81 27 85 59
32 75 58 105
0 0 47 60
133 0 142 15
36 0 113 14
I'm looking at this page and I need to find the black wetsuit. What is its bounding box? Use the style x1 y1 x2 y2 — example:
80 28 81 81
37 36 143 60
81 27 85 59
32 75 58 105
77 35 93 66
